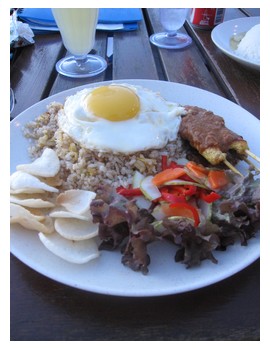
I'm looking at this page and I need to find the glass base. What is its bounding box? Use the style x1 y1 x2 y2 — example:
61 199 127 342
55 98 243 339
150 32 192 49
55 54 107 78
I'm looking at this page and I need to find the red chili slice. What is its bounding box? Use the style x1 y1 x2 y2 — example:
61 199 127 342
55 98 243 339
161 191 186 203
117 187 142 196
161 155 168 170
199 190 221 203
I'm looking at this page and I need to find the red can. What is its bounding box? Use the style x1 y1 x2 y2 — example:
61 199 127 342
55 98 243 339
190 8 225 29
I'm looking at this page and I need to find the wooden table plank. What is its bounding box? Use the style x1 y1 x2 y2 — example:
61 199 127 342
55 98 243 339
145 9 226 97
241 8 260 17
185 8 260 118
113 14 159 80
10 33 64 118
10 254 259 340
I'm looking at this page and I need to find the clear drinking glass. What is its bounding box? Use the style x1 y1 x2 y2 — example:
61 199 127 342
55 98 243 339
52 8 107 78
150 8 192 49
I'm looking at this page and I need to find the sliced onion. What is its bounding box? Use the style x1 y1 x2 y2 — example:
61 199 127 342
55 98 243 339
140 176 161 201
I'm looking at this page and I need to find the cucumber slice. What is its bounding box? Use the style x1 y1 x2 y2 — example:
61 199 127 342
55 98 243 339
140 176 161 201
164 179 208 189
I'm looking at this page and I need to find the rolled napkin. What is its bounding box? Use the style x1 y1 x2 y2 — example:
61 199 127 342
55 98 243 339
10 10 35 48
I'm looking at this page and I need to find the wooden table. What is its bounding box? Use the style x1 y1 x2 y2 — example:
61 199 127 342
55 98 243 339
10 8 260 340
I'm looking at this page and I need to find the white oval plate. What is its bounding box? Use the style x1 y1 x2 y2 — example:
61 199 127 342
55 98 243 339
211 17 260 70
10 79 260 297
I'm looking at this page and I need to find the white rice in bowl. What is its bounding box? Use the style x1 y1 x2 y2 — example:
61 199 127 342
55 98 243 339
23 102 185 192
235 24 260 64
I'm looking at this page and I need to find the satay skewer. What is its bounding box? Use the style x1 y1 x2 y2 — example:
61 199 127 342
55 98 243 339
179 106 260 176
229 141 260 169
245 149 260 163
229 140 260 163
223 159 243 177
243 157 260 172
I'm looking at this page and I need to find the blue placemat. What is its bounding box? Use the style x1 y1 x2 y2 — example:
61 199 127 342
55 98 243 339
18 8 142 32
98 8 142 24
18 8 56 26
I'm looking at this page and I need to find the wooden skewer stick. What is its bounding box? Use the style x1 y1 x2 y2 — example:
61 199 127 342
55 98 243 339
243 158 260 172
245 149 260 163
223 159 243 177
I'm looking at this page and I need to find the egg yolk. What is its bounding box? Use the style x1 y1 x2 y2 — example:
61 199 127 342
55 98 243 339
87 85 140 121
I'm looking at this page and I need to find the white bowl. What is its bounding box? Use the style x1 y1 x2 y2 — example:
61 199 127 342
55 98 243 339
211 16 260 70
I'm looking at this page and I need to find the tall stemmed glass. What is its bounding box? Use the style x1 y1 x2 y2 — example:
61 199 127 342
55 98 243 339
52 8 107 78
150 8 192 49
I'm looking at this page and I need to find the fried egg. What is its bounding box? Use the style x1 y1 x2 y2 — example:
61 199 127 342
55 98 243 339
57 83 186 153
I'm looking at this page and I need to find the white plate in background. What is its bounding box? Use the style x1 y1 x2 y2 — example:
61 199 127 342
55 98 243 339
211 17 260 70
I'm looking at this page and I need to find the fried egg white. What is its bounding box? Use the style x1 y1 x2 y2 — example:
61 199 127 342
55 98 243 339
57 83 186 154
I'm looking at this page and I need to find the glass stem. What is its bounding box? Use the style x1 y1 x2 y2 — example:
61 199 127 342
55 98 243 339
166 31 177 38
74 55 88 69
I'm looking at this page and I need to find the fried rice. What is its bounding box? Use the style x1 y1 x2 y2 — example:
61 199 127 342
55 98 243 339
23 102 185 192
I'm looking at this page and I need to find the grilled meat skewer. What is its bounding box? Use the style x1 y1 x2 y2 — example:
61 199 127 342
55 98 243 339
179 106 259 173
